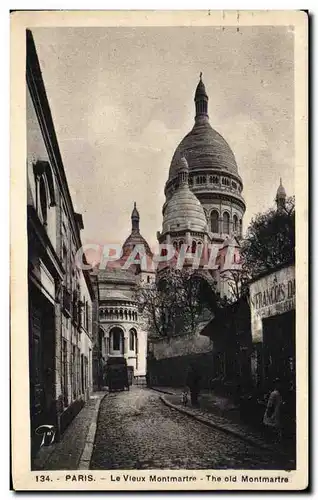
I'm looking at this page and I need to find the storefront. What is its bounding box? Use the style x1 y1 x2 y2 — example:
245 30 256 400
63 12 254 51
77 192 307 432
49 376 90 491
249 264 295 390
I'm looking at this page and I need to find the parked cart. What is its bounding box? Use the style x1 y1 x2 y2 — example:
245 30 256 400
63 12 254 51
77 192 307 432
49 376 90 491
105 357 130 392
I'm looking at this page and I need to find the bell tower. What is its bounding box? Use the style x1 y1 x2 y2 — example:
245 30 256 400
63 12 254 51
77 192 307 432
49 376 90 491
194 72 209 122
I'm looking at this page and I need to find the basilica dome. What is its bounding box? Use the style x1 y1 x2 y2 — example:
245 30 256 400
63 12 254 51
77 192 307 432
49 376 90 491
162 157 207 234
167 75 239 183
168 121 239 181
163 75 246 243
122 232 152 257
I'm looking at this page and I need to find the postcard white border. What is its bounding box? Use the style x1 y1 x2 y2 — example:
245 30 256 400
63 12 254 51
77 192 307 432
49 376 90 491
10 10 308 491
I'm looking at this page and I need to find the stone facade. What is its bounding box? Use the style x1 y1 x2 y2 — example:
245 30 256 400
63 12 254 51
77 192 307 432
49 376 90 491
148 326 214 389
92 205 155 388
27 30 94 455
149 330 213 360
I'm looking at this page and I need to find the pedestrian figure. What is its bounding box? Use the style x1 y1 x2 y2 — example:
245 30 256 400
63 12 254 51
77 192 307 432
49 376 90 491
181 389 189 406
186 363 201 408
263 378 283 443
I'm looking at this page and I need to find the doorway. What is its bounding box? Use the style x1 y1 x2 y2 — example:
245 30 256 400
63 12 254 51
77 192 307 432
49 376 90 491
29 283 56 455
262 310 295 388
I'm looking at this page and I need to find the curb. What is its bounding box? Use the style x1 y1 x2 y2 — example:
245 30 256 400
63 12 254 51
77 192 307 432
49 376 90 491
159 395 274 452
150 387 175 396
78 393 107 469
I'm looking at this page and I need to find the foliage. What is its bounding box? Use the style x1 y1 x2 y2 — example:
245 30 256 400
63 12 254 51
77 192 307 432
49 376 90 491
220 268 251 303
241 196 295 279
135 268 220 338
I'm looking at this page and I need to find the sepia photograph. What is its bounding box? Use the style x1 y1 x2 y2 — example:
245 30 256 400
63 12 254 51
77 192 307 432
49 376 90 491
11 10 308 491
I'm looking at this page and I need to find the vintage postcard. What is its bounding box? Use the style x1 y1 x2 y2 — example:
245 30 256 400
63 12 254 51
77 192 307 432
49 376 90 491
11 10 308 491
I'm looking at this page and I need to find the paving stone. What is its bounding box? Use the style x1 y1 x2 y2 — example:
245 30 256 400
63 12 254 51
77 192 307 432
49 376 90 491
90 387 294 470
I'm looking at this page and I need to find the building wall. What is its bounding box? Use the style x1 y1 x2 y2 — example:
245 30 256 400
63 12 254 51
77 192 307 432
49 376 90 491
149 331 213 360
27 30 95 452
99 318 147 377
166 171 245 240
27 86 58 251
202 199 244 239
79 271 94 395
94 269 149 381
147 331 213 387
90 274 101 390
148 352 215 389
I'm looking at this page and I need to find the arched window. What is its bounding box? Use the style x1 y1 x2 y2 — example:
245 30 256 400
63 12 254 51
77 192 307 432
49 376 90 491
129 329 136 351
192 240 197 254
210 210 219 233
147 275 150 283
223 212 230 234
111 327 123 352
239 219 243 236
233 214 238 233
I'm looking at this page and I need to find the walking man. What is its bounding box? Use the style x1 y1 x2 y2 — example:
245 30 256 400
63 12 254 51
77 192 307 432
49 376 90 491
186 363 201 408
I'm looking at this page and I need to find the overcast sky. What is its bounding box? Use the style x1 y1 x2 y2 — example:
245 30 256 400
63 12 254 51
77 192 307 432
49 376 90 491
32 26 294 252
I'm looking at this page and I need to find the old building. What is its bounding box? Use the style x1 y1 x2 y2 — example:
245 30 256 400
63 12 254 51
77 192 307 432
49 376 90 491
249 263 295 390
157 75 246 297
148 75 247 386
92 204 155 389
163 74 246 245
27 30 94 456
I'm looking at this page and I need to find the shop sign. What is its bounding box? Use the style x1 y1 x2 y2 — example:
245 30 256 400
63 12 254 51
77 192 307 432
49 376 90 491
250 265 295 320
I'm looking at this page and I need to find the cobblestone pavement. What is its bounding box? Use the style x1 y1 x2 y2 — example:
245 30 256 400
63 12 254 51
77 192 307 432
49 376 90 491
90 388 290 470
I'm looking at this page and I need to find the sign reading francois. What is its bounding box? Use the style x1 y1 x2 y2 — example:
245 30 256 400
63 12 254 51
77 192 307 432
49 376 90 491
249 265 295 343
251 267 295 314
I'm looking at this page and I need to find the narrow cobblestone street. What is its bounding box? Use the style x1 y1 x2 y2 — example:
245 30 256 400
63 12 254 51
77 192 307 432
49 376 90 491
90 387 290 470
